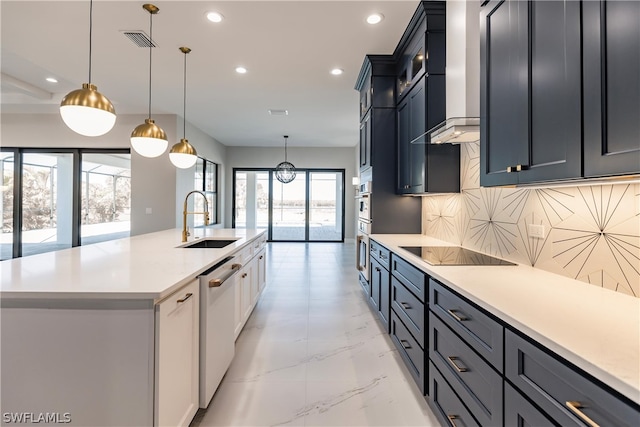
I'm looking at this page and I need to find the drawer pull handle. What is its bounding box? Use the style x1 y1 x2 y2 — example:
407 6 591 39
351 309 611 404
176 293 193 303
448 309 468 322
380 253 388 260
446 415 459 427
400 340 412 350
400 302 411 310
566 401 600 427
209 263 242 287
447 356 468 373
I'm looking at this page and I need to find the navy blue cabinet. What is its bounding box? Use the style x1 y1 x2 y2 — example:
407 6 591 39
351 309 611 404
480 0 582 186
481 0 639 187
583 0 640 177
395 2 459 195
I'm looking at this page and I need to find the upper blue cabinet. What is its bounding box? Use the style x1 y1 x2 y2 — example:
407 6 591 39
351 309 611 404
480 0 640 187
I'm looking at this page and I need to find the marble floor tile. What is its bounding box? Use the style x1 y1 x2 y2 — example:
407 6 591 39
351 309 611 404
192 242 440 427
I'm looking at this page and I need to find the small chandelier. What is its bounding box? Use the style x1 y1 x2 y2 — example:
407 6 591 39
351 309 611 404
275 135 296 184
130 4 168 158
59 0 116 137
169 47 198 169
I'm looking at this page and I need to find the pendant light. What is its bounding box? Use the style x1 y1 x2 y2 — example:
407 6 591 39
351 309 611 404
275 135 296 184
130 4 168 158
60 0 116 137
170 47 198 169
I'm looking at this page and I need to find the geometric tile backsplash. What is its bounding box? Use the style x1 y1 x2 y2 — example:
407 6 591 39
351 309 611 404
422 142 640 298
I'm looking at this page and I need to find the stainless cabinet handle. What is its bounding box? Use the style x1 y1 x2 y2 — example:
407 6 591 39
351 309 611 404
176 293 193 303
566 401 600 427
400 302 411 310
448 309 468 322
380 253 388 260
400 340 411 350
447 356 468 373
447 415 459 427
209 263 241 288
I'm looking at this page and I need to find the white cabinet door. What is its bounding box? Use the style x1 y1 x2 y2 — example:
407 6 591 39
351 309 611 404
155 280 199 427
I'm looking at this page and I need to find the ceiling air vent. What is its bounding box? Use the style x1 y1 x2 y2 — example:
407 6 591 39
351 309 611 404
121 30 156 48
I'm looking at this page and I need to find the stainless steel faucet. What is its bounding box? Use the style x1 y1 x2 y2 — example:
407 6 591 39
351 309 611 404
182 190 210 242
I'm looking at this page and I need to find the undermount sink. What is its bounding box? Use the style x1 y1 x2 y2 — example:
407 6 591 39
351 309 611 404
181 239 239 249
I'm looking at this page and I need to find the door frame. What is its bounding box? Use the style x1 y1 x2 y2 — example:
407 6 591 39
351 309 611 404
232 168 345 242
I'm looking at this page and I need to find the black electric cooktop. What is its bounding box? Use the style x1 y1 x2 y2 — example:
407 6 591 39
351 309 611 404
400 246 516 266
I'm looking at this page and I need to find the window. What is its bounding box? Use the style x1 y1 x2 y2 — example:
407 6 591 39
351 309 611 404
0 148 130 259
81 153 131 245
194 157 219 226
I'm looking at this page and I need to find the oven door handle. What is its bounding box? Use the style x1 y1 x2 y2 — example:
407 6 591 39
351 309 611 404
209 263 242 288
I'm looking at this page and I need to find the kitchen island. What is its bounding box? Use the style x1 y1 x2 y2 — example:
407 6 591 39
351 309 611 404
368 234 640 425
0 228 266 427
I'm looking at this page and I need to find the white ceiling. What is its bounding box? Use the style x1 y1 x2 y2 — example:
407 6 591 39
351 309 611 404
1 1 421 148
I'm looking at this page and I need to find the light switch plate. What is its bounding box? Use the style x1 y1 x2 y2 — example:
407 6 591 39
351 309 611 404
146 208 152 214
528 223 546 239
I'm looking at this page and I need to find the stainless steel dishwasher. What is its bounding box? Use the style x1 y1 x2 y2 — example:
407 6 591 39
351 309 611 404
198 255 241 408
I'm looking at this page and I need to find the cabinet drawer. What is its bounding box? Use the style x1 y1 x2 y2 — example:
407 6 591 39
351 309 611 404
505 382 556 427
391 254 426 302
430 279 504 371
370 240 391 270
391 277 425 348
430 311 503 427
429 361 480 427
358 273 369 296
390 311 426 395
505 330 640 426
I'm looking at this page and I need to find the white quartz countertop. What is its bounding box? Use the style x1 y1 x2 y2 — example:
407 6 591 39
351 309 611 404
1 228 266 302
370 234 640 405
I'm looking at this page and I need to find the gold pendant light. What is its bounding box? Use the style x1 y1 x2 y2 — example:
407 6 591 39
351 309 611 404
130 4 168 158
60 0 116 137
170 47 198 169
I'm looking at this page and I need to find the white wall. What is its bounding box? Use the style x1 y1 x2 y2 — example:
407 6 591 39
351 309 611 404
225 146 358 239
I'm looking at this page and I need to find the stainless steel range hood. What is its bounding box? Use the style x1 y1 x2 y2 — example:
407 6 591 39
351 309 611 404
410 117 479 145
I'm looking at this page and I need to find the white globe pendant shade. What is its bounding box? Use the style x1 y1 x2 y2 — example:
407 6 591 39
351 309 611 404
169 138 197 169
59 83 116 137
130 118 168 158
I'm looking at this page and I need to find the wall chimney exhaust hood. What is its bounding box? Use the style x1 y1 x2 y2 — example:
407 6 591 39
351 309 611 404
410 117 479 145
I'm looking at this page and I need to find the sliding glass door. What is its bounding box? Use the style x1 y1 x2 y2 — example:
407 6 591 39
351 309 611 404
272 171 306 241
233 169 344 242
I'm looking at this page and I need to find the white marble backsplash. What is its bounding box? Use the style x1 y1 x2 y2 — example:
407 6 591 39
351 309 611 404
422 142 640 297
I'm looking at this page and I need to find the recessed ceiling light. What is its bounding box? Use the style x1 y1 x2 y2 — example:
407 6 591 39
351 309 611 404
366 13 384 25
206 11 224 23
46 77 58 83
268 109 288 116
235 66 247 74
330 68 344 76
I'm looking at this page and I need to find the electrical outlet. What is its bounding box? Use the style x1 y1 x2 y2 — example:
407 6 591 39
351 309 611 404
528 223 546 239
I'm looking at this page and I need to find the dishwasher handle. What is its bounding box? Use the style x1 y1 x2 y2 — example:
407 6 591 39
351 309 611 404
209 263 242 288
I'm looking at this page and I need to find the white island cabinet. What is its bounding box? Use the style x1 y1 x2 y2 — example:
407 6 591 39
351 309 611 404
155 279 199 426
0 228 266 427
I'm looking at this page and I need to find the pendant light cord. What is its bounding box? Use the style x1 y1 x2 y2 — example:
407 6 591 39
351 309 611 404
88 0 93 84
183 51 187 138
284 136 288 161
148 10 153 119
